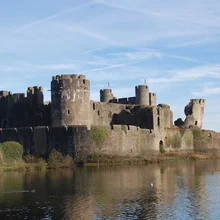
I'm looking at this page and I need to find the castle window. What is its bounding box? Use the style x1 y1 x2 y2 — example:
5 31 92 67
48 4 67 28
157 108 160 115
67 109 70 115
83 79 86 84
93 103 96 110
195 121 198 126
98 110 100 116
157 117 160 126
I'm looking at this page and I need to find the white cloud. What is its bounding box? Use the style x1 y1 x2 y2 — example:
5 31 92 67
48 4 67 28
192 87 220 96
148 65 220 84
14 2 95 32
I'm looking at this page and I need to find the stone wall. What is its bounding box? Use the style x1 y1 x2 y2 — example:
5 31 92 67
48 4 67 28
1 126 220 161
90 102 125 126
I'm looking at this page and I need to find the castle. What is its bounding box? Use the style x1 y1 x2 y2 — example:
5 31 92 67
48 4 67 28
2 73 218 160
0 74 205 130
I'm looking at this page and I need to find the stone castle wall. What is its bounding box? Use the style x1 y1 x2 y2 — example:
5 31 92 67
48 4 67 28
90 101 126 126
1 126 220 161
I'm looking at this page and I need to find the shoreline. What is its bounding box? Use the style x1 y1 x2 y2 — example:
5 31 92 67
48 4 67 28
0 153 217 171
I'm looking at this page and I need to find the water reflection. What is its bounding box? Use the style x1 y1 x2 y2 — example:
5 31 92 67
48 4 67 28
0 160 220 219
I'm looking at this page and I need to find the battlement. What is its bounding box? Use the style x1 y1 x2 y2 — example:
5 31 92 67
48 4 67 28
0 91 11 97
27 86 43 94
13 93 25 103
52 74 87 80
109 97 136 104
135 85 149 90
190 99 205 104
100 89 112 93
51 74 89 91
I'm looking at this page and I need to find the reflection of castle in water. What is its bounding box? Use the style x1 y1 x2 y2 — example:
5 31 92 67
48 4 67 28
0 161 219 219
63 162 211 219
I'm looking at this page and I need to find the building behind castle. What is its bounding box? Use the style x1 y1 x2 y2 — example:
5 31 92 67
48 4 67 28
0 74 205 130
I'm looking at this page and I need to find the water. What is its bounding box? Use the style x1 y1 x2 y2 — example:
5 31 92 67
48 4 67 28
0 160 220 219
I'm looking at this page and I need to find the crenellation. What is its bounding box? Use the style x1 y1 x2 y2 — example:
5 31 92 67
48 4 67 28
78 74 86 79
128 97 136 104
118 98 128 104
71 74 78 79
61 74 72 80
13 93 25 103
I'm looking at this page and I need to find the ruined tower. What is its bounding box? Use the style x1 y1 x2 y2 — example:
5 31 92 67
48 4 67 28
184 99 205 129
51 74 90 127
100 89 114 102
135 85 149 105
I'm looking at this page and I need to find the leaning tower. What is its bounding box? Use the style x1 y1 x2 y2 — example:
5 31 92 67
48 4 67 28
184 99 205 129
51 74 90 127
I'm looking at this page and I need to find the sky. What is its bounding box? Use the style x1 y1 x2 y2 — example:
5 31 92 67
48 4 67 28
1 0 220 131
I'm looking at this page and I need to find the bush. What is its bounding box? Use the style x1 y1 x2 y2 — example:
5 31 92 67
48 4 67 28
23 154 45 164
0 141 23 165
47 150 73 168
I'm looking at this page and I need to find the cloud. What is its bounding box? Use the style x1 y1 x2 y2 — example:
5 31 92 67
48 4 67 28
165 37 220 48
192 87 220 96
15 2 95 32
147 65 220 84
60 23 118 45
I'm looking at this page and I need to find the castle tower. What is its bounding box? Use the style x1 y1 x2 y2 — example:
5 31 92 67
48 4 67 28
27 86 44 107
100 89 113 102
149 93 157 106
135 85 149 105
0 91 11 127
184 99 205 129
51 74 90 127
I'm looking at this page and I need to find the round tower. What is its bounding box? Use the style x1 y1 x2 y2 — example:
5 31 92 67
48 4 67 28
51 74 90 127
135 85 149 105
100 89 113 102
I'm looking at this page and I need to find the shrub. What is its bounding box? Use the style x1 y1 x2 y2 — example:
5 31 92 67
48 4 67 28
23 154 45 164
0 141 23 165
159 141 166 154
193 130 209 148
47 149 73 168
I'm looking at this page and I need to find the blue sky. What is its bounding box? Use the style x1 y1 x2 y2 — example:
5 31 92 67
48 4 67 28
1 0 220 131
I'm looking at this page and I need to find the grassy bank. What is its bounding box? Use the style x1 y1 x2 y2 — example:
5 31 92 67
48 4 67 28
83 152 216 166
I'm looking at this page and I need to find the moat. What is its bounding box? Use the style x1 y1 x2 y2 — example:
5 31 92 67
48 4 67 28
0 160 220 219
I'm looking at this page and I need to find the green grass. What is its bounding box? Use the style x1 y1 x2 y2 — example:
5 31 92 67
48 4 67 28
0 162 47 171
